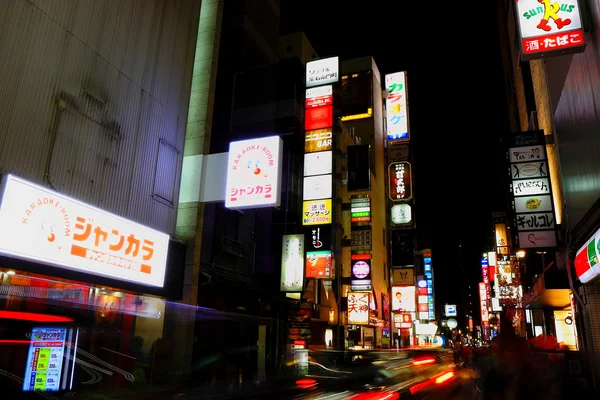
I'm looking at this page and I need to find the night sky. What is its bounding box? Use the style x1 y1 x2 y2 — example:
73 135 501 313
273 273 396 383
282 1 510 314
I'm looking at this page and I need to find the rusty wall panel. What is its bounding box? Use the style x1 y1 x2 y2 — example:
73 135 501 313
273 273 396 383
554 1 600 228
0 0 202 235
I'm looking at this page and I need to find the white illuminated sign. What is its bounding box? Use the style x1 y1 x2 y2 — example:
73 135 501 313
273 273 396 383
385 71 409 141
445 304 457 317
303 174 332 201
512 178 550 196
391 204 412 225
22 327 68 392
0 175 169 287
280 234 304 292
347 292 370 325
306 57 339 88
304 151 333 177
391 286 416 312
225 136 283 209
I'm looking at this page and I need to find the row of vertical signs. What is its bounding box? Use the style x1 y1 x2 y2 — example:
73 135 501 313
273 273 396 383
280 57 340 294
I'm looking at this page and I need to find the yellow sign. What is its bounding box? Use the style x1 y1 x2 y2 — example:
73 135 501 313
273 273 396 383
305 129 333 153
302 199 332 225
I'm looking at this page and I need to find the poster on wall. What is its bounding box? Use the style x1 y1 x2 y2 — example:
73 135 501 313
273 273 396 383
22 327 68 392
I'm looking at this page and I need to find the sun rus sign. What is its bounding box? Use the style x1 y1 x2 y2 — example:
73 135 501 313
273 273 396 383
0 175 169 287
225 136 284 209
515 0 585 60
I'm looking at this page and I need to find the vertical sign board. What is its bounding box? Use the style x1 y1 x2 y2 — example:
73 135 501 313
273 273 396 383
388 162 413 201
505 131 557 249
281 234 305 292
515 0 585 61
423 252 435 320
385 72 409 141
301 57 338 281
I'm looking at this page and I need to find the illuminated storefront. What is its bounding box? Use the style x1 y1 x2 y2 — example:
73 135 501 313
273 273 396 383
0 175 185 395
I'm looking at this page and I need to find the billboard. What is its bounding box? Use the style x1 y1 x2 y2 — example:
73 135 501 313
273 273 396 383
347 292 370 324
305 251 332 279
389 162 413 201
304 151 333 177
225 136 283 209
305 105 333 131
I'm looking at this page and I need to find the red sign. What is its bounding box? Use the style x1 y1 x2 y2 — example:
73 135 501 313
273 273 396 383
523 29 584 55
305 106 333 131
305 251 332 278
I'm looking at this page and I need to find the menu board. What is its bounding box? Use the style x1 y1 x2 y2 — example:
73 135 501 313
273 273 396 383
23 327 67 392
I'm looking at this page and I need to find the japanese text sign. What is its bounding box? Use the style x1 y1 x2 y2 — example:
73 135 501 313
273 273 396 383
280 234 304 292
0 175 169 287
305 129 333 153
225 136 283 209
388 162 413 201
22 327 68 392
385 71 409 141
479 282 489 323
305 250 332 279
347 292 370 324
516 0 585 60
306 57 339 88
302 199 332 225
306 85 333 108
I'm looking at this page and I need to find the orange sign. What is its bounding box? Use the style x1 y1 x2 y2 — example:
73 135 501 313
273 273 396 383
0 175 169 287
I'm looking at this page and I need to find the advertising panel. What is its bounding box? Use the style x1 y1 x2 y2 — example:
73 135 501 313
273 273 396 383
303 175 332 201
511 161 548 179
0 175 169 287
515 0 585 60
391 204 412 225
225 136 284 209
479 282 489 323
304 225 332 252
350 197 371 223
445 304 457 317
305 129 333 153
280 234 304 292
351 226 372 251
347 292 370 325
506 132 556 249
509 145 546 163
306 56 339 87
305 106 333 131
305 85 333 108
391 286 416 312
392 268 414 285
388 162 413 201
385 71 409 141
302 199 332 225
304 151 333 177
22 327 68 392
512 178 550 196
518 230 557 248
351 260 371 280
305 251 332 278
